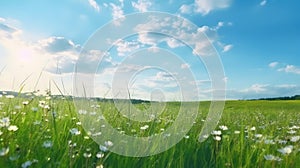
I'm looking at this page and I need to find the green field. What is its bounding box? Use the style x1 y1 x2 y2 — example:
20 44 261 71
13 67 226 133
0 94 299 168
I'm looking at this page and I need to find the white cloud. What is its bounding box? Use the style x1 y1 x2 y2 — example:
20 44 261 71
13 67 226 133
181 63 190 69
115 39 141 56
260 0 267 6
88 0 100 12
179 4 192 14
227 84 300 99
135 17 228 56
180 0 231 15
222 44 233 52
268 62 278 68
110 3 125 25
132 0 152 12
278 65 300 75
39 36 78 53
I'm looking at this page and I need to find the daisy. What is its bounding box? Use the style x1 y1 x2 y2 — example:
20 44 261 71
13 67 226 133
277 145 293 155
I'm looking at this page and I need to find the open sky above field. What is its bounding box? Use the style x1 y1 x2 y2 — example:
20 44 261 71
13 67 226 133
0 0 299 100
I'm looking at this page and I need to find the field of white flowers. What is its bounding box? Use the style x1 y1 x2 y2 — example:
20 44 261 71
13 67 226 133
0 91 299 167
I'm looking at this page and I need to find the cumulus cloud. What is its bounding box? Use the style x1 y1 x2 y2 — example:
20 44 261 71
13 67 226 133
39 37 78 53
110 3 125 25
180 0 232 15
88 0 100 12
0 18 21 39
278 65 300 75
132 0 152 12
134 16 229 56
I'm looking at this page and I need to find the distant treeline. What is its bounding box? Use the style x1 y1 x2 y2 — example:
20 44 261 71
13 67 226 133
255 95 300 101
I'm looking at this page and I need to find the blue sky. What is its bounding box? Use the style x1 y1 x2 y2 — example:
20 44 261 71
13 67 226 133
0 0 299 100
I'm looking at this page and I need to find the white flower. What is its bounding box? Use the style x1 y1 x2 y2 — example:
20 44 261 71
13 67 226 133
8 125 18 131
264 139 275 145
104 141 113 147
234 131 241 134
211 130 222 136
140 125 149 130
219 125 228 131
22 101 29 105
250 127 256 131
0 147 9 156
70 128 81 135
78 109 87 115
277 140 287 144
96 152 104 158
290 136 300 142
214 136 222 141
43 140 53 148
99 145 108 152
0 117 10 127
21 161 32 168
83 153 92 158
264 154 282 161
278 145 293 155
287 130 296 134
289 125 300 130
255 134 263 138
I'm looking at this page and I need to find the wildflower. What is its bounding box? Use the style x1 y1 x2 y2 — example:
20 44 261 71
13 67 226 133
250 127 256 131
289 125 300 130
211 130 222 136
78 109 87 115
96 165 104 168
184 135 190 139
70 128 81 135
8 125 18 131
234 131 241 134
0 117 10 127
255 134 263 138
96 152 104 158
214 136 222 141
43 140 53 148
277 145 293 155
277 139 287 144
22 101 29 105
0 147 9 156
290 136 300 142
219 125 228 131
264 154 282 161
99 145 108 152
104 141 113 147
21 161 32 168
264 139 275 145
140 125 149 130
287 130 296 134
83 153 92 158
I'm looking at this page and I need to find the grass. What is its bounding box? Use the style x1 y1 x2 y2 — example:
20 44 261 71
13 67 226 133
0 93 299 167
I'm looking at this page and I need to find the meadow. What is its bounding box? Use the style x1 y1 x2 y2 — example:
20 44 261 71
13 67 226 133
0 92 299 168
